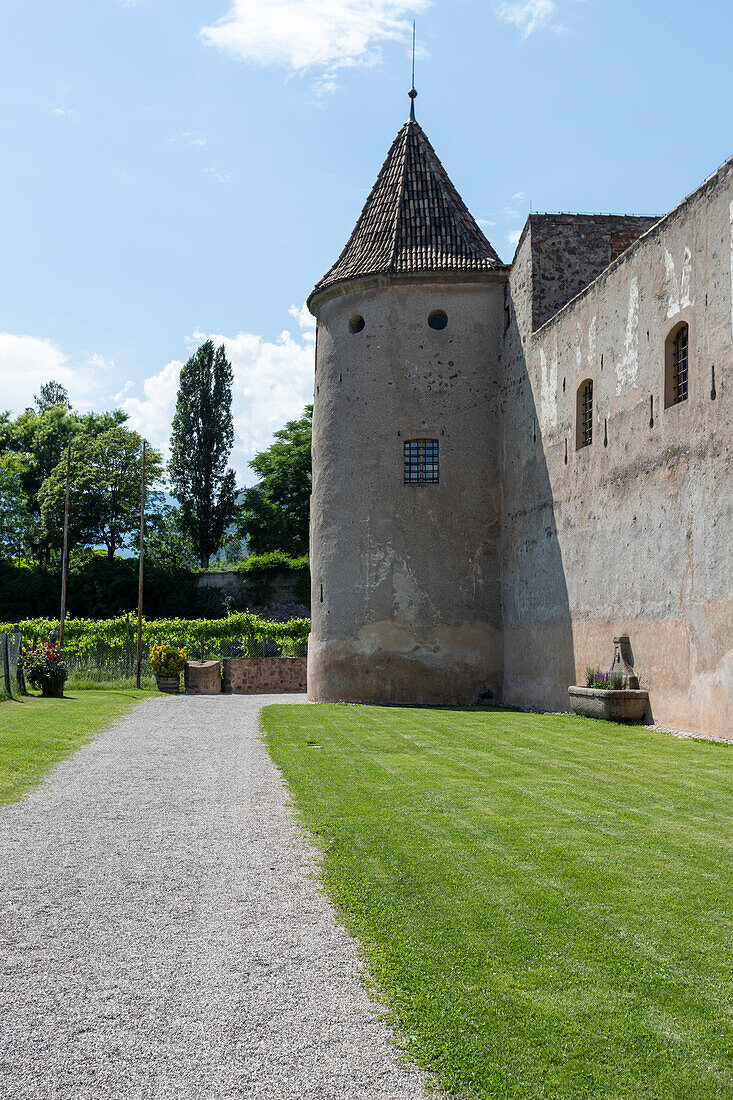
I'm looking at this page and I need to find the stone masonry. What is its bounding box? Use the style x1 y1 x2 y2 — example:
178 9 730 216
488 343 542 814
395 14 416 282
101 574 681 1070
307 101 733 739
222 658 307 694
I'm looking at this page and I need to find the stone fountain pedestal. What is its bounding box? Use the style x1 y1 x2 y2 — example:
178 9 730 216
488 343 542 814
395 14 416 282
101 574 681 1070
568 686 649 723
568 635 649 724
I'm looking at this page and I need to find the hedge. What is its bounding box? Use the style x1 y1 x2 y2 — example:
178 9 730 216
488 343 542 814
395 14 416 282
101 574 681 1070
235 552 310 576
0 554 197 622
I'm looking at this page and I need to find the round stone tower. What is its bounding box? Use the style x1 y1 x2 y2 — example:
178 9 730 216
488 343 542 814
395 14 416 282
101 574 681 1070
307 97 508 704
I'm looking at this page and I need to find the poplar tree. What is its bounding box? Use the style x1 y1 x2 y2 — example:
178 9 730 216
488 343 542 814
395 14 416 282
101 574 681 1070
168 340 237 568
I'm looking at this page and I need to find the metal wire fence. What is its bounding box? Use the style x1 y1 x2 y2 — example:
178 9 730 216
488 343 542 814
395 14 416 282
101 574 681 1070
0 630 25 697
0 628 308 696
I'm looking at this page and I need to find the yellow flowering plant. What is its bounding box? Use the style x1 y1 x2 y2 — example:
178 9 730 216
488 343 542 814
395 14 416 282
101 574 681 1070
150 643 187 677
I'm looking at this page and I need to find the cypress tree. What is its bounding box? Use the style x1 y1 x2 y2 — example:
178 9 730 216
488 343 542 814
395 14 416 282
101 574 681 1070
169 340 237 568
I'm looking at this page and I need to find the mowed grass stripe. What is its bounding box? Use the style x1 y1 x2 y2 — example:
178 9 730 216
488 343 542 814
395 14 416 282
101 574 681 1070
262 704 733 1099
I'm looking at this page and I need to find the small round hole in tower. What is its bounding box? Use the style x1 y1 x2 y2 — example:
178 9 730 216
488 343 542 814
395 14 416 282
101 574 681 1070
349 314 365 334
428 310 448 331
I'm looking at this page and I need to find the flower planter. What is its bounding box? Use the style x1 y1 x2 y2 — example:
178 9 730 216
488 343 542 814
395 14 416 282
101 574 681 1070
156 675 180 695
41 681 64 698
568 686 649 724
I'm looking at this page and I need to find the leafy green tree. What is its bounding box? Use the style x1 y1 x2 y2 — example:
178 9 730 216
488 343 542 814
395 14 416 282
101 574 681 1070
0 452 33 560
144 503 198 570
39 426 162 560
35 380 71 413
169 340 237 567
237 405 312 556
3 400 126 564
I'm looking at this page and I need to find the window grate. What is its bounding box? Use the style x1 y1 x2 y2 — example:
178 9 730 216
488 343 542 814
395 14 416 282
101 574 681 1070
673 325 688 403
581 380 593 448
404 439 439 484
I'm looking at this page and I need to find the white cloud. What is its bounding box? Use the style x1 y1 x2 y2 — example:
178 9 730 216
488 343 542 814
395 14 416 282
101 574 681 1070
2 307 315 485
170 131 208 150
87 352 116 373
122 308 315 483
508 228 523 248
477 218 496 229
497 0 566 38
288 301 317 341
200 0 429 92
205 165 233 183
120 359 184 460
0 333 105 411
503 192 528 220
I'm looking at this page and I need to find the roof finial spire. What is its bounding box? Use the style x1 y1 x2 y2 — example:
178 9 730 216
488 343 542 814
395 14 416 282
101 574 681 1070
409 20 417 120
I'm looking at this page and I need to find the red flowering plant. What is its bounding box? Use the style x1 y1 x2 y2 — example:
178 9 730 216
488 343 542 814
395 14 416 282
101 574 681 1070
21 642 68 697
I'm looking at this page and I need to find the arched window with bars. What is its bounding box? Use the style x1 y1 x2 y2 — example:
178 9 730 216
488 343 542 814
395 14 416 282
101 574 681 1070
576 379 593 450
665 321 689 408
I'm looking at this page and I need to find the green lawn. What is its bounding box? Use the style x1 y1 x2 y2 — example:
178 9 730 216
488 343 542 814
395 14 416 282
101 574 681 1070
262 704 733 1099
0 689 157 805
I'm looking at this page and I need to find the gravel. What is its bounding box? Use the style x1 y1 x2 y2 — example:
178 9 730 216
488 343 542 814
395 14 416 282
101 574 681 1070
0 695 428 1099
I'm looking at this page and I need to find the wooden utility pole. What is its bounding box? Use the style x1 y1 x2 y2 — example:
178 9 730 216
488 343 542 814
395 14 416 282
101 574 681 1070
59 433 72 651
135 441 146 689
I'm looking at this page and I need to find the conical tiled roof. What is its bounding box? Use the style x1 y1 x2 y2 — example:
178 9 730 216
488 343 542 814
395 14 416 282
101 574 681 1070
309 116 505 304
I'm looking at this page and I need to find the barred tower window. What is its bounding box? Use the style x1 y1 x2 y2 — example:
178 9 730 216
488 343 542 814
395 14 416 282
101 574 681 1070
665 322 689 407
404 439 439 484
576 380 593 450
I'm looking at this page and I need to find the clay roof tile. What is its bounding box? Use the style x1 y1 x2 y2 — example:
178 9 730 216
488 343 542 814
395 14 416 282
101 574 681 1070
309 118 504 304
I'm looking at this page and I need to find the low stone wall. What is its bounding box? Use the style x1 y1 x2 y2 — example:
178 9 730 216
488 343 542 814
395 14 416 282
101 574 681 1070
222 658 307 694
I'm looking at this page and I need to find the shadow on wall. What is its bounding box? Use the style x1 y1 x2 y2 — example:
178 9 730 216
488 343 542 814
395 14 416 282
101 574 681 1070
499 316 576 712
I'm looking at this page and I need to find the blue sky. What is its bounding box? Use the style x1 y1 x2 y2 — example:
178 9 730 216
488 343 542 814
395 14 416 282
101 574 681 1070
1 0 731 482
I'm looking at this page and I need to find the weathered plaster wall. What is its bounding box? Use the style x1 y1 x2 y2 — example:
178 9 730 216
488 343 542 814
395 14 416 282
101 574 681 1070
502 160 733 737
309 276 506 704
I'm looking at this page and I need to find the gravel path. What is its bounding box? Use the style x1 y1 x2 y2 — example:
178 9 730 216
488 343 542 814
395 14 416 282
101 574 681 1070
0 695 427 1100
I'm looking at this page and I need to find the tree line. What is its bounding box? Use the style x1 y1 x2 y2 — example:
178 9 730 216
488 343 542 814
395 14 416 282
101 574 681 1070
0 340 312 615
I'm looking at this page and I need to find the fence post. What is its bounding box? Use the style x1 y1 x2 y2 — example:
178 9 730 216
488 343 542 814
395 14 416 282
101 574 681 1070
13 625 26 695
1 635 12 699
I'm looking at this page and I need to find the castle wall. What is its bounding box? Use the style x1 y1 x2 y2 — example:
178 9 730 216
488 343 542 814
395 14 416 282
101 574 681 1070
309 277 506 704
502 160 733 737
525 214 660 329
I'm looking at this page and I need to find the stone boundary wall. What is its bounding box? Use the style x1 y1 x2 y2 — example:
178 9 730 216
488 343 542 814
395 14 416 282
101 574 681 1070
194 569 309 621
222 658 307 694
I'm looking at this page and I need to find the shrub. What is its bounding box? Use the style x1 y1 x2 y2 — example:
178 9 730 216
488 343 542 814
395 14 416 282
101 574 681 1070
236 551 310 576
21 642 68 695
150 643 187 677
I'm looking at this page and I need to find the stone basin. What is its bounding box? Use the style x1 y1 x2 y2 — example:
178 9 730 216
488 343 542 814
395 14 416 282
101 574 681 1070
568 686 649 724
